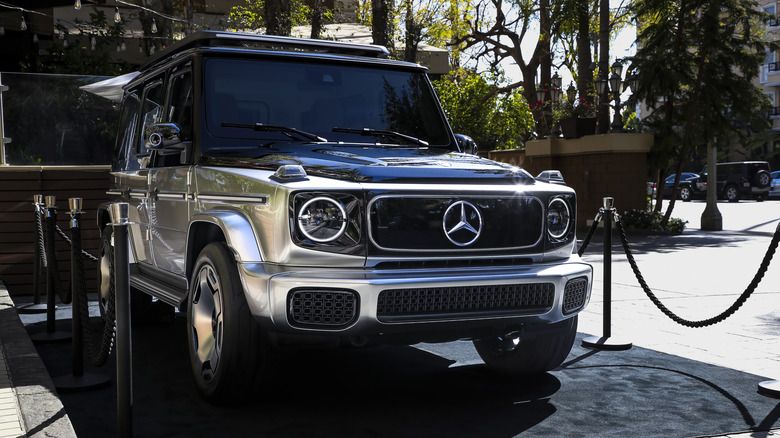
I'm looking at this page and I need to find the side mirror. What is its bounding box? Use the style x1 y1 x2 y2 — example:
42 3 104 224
455 134 478 155
146 123 184 155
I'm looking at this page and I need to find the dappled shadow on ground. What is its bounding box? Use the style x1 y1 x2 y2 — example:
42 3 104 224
579 231 763 257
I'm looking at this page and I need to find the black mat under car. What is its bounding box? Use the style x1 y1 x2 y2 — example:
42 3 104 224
27 318 780 438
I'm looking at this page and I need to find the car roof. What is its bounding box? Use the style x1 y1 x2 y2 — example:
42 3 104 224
141 30 393 71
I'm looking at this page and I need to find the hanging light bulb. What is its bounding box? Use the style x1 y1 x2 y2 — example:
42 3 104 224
120 41 126 51
90 35 96 50
150 45 156 54
63 38 68 48
151 19 158 34
114 7 121 23
59 29 65 40
0 26 5 36
20 16 27 31
74 0 81 10
33 33 38 43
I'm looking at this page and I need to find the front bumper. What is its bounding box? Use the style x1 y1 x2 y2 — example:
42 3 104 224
237 256 592 342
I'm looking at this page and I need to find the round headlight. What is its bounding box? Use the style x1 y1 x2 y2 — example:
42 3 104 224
297 197 348 243
547 197 571 240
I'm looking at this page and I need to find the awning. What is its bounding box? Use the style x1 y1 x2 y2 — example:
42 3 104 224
79 71 140 102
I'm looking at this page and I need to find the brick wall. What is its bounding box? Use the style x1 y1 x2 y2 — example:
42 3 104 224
0 167 110 297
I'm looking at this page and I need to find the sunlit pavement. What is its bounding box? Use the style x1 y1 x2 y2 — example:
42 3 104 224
579 198 780 379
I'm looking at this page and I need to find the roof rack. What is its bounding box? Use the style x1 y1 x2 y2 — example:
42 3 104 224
142 30 390 69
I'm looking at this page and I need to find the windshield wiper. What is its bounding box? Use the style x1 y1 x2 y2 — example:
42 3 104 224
221 122 327 142
332 127 429 147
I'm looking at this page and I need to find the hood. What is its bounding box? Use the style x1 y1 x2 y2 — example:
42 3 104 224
201 142 534 184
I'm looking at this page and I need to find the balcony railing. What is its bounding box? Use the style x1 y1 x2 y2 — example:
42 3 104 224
768 62 780 72
769 107 780 118
768 17 779 27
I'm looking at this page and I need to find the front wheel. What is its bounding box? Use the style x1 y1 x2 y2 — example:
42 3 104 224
474 316 578 374
187 242 269 403
679 186 692 202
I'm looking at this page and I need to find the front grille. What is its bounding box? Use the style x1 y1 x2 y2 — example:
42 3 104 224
373 258 534 270
288 289 358 329
376 283 554 322
562 277 588 315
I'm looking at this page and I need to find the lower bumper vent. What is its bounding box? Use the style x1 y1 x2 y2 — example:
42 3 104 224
562 277 588 315
288 289 359 329
377 283 554 322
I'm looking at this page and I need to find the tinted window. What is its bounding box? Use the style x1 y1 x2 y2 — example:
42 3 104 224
114 92 141 171
169 71 193 141
139 80 165 155
203 58 450 148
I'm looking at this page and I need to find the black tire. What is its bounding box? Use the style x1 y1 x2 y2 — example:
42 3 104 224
97 225 154 323
756 193 767 202
473 316 578 374
679 186 692 202
187 242 268 403
724 185 740 202
754 170 771 188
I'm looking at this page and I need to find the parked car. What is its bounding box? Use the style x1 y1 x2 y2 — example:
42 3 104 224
536 170 566 185
661 172 699 198
97 31 592 403
770 170 780 198
679 161 771 202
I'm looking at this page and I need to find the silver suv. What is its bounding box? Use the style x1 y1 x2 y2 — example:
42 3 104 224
98 31 592 403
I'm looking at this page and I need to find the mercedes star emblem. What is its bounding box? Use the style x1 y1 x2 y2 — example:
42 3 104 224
442 200 482 247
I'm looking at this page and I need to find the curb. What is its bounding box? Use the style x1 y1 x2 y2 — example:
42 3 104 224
0 281 77 438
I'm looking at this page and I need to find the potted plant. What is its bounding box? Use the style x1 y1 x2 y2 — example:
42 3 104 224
554 98 597 139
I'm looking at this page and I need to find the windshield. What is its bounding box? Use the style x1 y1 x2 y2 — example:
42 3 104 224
204 57 451 149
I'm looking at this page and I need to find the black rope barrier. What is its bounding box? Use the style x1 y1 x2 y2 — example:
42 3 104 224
577 210 603 257
55 224 99 263
614 215 780 328
72 207 117 367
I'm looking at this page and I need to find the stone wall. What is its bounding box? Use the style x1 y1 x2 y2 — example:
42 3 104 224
489 133 653 226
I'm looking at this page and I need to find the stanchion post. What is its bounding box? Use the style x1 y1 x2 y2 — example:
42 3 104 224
582 197 632 351
18 195 48 314
52 198 110 391
112 202 133 438
30 196 71 344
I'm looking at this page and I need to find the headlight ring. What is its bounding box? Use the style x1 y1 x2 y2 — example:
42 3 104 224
297 196 348 243
547 197 571 240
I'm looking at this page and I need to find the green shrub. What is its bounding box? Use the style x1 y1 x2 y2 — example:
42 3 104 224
619 209 687 234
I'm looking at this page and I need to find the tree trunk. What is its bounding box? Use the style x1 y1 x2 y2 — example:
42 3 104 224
372 0 393 48
538 0 552 135
576 0 593 105
310 0 324 39
597 0 610 133
265 0 292 36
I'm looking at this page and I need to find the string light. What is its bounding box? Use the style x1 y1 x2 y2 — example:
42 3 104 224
74 0 81 10
90 35 96 50
120 41 126 51
151 18 157 33
59 29 65 39
32 33 38 43
63 38 68 48
150 45 155 54
0 26 5 36
114 7 121 23
20 14 26 31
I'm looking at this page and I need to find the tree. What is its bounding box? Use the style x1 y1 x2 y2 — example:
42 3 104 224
228 0 324 38
372 0 394 47
433 69 535 151
628 0 777 223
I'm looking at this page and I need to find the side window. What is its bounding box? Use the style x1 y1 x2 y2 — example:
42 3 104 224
114 92 140 170
168 71 193 141
138 80 165 156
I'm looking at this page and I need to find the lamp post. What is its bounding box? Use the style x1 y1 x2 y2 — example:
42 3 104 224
595 72 609 134
550 72 563 137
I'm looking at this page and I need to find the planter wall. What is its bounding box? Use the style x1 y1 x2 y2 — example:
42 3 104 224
560 118 597 139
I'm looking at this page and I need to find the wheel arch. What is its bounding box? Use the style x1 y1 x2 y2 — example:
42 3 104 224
187 211 264 283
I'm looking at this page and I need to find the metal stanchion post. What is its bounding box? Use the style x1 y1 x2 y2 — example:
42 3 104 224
30 196 71 344
18 195 49 314
112 202 133 438
581 197 632 351
53 198 111 391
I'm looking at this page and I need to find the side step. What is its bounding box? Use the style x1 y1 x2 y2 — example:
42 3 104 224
129 266 188 309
